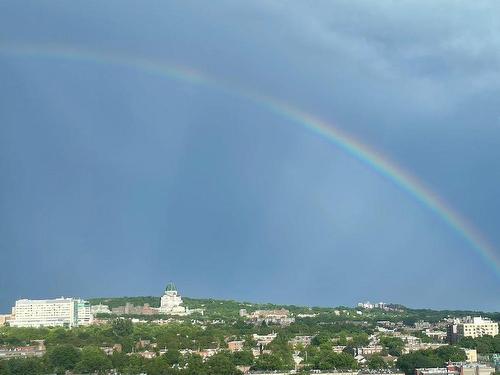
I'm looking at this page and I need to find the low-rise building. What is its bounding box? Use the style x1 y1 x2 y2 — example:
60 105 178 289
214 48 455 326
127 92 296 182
358 345 384 355
0 314 12 325
0 340 46 359
253 333 277 346
460 364 495 375
416 364 494 375
227 340 245 352
463 349 477 363
289 335 313 347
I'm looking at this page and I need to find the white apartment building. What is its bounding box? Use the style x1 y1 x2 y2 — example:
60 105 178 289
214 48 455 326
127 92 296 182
10 298 92 328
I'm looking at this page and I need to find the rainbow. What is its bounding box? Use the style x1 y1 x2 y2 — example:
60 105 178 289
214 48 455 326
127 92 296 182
1 43 499 276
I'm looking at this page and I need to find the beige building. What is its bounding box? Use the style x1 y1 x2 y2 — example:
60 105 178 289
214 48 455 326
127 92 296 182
460 364 495 375
0 314 12 325
448 317 498 343
463 349 477 363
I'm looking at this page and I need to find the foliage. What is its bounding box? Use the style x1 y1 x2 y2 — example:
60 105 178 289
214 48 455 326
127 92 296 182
47 344 81 373
380 336 404 356
75 345 112 374
367 354 387 369
458 335 500 354
397 347 466 375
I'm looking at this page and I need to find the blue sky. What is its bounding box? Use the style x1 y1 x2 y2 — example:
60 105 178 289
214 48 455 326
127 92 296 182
0 1 499 311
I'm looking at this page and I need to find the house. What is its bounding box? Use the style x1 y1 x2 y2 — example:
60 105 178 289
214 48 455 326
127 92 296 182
355 354 367 365
227 340 245 352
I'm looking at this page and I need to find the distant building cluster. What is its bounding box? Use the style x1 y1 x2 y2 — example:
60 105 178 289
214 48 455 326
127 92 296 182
357 301 388 309
240 308 295 326
111 303 158 315
1 283 206 328
97 283 203 317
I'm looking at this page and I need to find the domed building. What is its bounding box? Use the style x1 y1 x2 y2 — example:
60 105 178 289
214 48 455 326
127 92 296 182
159 282 189 315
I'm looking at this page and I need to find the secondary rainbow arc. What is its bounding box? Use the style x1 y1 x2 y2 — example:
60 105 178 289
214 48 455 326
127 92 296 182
1 43 499 277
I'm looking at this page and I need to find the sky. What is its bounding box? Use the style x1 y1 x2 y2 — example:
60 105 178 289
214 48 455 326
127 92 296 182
0 1 499 312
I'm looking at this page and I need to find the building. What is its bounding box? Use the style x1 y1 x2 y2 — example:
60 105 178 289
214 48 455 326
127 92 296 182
112 303 159 315
91 304 111 315
289 335 313 347
416 364 494 375
159 283 190 315
0 340 46 359
460 364 495 375
227 340 245 352
77 299 93 325
447 317 499 344
357 301 388 310
415 364 460 375
463 349 477 363
10 298 92 328
246 309 295 326
253 333 277 346
0 314 12 325
358 345 384 355
424 329 447 342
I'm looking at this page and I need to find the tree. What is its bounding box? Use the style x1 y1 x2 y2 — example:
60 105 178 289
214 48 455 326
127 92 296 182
112 318 134 337
397 350 442 375
254 353 286 371
368 354 387 369
2 358 44 375
76 346 112 374
163 348 181 366
351 333 370 347
206 352 241 375
0 360 11 375
312 333 331 346
111 351 129 373
48 344 81 373
380 336 404 356
232 350 254 366
435 346 466 362
185 354 207 375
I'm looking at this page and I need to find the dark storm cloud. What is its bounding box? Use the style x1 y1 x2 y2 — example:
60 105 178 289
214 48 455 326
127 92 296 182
0 1 499 311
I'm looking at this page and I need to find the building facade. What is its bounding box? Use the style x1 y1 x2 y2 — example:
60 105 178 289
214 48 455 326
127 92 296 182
77 299 93 326
159 283 189 315
447 317 499 344
10 298 92 328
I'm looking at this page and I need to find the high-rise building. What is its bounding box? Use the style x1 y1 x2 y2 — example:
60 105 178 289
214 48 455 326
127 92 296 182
76 299 93 326
447 317 499 344
10 298 92 328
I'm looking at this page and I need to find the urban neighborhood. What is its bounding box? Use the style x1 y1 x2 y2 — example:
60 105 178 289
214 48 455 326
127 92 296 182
0 284 498 375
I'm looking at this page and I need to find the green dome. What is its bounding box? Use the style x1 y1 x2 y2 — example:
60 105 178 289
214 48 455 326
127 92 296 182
165 282 177 292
